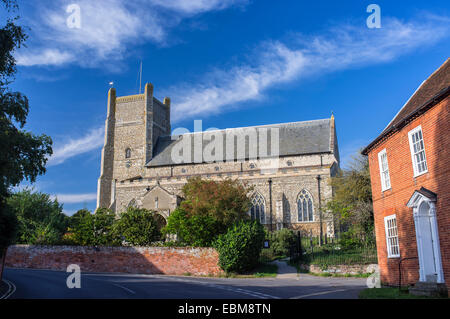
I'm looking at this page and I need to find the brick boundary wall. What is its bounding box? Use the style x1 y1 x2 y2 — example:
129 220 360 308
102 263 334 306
5 245 223 276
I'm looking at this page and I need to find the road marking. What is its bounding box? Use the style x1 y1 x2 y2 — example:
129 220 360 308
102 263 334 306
290 289 346 299
0 280 16 299
112 283 136 295
158 276 280 299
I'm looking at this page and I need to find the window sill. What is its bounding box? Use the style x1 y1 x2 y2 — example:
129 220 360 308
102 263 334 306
413 170 428 178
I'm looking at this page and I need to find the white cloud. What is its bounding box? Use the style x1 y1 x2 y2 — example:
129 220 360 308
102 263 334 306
16 49 74 66
47 127 105 166
169 16 450 122
16 0 247 67
52 193 97 204
149 0 248 14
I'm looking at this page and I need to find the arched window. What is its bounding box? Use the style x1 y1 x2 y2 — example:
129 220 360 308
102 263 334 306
249 192 266 224
297 190 314 222
125 148 131 159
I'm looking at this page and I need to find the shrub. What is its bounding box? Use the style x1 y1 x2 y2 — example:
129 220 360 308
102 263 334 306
69 208 119 246
113 207 161 246
163 208 222 247
214 220 265 273
7 189 68 245
266 228 297 258
338 230 362 250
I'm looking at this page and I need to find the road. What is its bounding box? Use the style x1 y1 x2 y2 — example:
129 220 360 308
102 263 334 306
3 267 367 299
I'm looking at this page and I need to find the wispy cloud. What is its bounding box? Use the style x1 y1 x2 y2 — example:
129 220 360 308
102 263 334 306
47 127 104 166
52 193 97 204
168 16 450 122
16 0 247 67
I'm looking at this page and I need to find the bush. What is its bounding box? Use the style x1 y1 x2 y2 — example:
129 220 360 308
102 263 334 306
7 189 68 245
266 228 297 258
113 207 161 246
163 208 222 247
338 230 362 250
214 220 265 273
69 208 119 246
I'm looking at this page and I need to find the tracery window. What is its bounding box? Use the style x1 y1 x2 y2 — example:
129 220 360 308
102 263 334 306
297 190 314 222
249 192 266 224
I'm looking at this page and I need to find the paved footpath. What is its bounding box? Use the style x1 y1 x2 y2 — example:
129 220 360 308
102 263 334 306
272 259 300 280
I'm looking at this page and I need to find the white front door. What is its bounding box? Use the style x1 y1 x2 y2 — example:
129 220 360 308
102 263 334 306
417 201 437 282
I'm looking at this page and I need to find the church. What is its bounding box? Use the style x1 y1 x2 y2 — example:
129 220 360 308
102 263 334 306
97 83 340 236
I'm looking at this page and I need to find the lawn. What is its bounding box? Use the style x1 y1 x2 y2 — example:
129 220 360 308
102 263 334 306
359 288 448 299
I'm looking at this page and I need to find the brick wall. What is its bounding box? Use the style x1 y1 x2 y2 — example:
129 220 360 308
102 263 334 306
367 97 450 288
5 245 223 276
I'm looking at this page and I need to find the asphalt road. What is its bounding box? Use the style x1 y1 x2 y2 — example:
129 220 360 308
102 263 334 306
3 267 367 299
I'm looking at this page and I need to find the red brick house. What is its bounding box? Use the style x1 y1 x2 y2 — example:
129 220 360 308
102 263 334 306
362 59 449 295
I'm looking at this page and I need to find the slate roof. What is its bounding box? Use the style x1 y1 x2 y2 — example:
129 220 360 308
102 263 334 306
363 58 450 154
146 118 333 167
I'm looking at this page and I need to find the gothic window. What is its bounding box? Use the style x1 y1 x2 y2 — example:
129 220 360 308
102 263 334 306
249 192 266 224
125 148 131 159
155 197 159 209
249 163 256 169
297 190 314 222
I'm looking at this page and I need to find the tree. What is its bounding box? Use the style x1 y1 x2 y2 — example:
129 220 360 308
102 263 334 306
180 177 252 231
163 178 253 246
7 189 68 245
0 0 52 250
69 208 119 246
163 208 223 247
327 153 374 241
113 207 161 246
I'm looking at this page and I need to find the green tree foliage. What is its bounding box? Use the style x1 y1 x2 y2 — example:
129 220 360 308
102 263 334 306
0 1 52 199
214 220 265 273
180 177 252 230
113 207 161 246
163 178 253 246
7 189 68 244
327 153 374 242
163 208 223 247
0 0 52 250
69 208 119 246
266 228 297 258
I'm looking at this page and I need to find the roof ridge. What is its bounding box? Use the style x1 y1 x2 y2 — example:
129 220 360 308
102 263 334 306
166 118 331 138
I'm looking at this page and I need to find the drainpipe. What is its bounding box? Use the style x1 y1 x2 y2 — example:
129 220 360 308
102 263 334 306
268 178 273 232
317 175 323 246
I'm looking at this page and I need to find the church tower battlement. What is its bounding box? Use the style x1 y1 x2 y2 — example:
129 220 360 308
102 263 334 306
97 83 171 209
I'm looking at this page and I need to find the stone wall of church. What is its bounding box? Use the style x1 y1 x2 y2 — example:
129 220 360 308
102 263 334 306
113 152 337 236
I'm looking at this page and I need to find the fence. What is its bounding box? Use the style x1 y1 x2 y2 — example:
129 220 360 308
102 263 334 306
289 230 378 266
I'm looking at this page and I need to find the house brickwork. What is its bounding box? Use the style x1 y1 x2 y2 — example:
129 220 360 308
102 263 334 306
363 59 450 291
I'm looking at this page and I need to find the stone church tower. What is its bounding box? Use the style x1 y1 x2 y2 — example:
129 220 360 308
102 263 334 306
97 83 171 210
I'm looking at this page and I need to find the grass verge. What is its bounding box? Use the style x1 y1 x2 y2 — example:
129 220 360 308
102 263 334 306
359 287 448 299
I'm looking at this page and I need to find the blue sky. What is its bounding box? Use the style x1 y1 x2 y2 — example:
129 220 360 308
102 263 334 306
7 0 450 215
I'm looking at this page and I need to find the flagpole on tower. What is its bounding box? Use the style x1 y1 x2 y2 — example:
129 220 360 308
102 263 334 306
139 61 143 94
